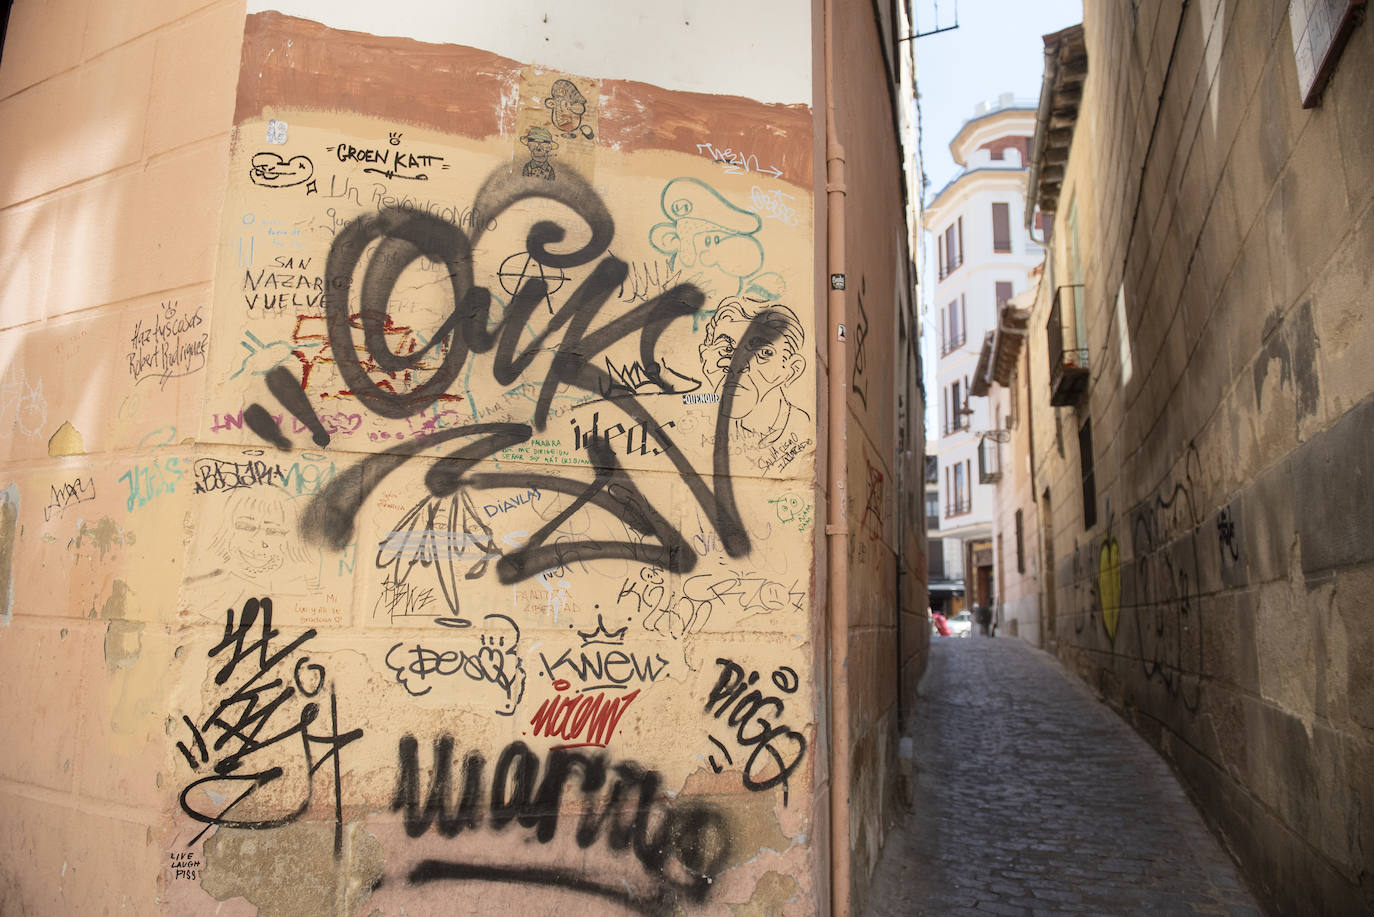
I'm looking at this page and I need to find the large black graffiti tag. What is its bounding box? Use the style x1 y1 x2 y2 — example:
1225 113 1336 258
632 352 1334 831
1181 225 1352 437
393 736 731 914
246 165 784 592
1128 445 1204 712
703 658 807 803
175 597 363 856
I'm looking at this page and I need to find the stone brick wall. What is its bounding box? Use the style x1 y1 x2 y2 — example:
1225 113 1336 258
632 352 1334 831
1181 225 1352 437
1022 1 1374 911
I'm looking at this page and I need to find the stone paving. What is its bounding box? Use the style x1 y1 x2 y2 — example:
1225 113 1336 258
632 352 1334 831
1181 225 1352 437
862 637 1263 917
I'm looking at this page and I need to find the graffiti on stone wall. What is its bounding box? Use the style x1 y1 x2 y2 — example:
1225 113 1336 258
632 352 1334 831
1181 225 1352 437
394 736 731 912
384 612 526 715
180 35 816 904
125 300 208 388
42 475 95 521
616 565 805 641
650 177 785 300
176 596 363 856
694 141 785 179
233 165 796 602
1127 444 1204 711
697 297 810 450
249 151 315 189
703 658 807 805
1097 533 1121 642
0 365 47 438
851 277 870 410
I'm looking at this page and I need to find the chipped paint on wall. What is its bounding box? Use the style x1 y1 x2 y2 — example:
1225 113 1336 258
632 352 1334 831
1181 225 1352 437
0 484 17 625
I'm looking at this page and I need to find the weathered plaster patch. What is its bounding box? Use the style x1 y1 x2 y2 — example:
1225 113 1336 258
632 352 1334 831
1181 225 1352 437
729 870 799 917
102 579 144 670
1253 301 1319 419
712 790 793 871
101 579 132 619
0 484 17 625
201 822 384 917
104 621 145 670
69 516 134 561
47 420 85 457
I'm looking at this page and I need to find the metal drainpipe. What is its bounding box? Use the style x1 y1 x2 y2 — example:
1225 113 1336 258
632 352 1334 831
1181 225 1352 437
822 0 851 913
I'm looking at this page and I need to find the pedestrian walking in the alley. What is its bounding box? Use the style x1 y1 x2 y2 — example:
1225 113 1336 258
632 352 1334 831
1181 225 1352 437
973 602 992 636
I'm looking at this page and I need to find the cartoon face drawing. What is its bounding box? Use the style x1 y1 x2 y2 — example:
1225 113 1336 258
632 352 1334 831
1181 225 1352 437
545 79 594 139
208 489 310 580
650 179 767 296
520 126 558 180
228 501 287 574
699 298 808 443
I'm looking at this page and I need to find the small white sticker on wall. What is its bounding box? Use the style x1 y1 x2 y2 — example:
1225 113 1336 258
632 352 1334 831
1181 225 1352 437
266 119 288 144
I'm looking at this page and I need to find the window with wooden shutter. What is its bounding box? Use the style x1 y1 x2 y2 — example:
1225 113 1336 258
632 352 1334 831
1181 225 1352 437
1015 509 1025 573
992 202 1011 252
1079 417 1097 528
996 281 1013 307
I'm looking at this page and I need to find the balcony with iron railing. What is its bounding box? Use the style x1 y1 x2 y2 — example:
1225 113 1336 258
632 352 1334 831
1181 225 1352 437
941 410 972 437
940 326 967 356
937 250 964 281
1048 284 1089 406
978 434 1003 484
945 493 972 517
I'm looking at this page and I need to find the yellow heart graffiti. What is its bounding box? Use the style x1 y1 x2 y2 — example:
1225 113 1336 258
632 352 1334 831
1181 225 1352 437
1098 537 1121 641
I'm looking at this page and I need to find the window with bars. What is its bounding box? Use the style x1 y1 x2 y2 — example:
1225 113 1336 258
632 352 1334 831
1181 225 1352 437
946 459 972 516
943 379 970 435
941 296 967 354
939 216 964 279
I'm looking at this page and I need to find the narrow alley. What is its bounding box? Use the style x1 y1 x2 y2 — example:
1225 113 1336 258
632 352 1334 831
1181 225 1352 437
865 638 1261 917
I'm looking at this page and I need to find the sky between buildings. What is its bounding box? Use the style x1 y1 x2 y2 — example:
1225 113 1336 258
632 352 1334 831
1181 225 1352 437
913 0 1084 440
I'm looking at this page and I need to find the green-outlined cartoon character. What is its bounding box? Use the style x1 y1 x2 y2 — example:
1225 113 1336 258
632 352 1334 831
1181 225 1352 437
650 178 784 299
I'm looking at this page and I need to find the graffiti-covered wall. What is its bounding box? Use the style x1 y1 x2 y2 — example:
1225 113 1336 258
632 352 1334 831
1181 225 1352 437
181 5 822 914
0 0 847 912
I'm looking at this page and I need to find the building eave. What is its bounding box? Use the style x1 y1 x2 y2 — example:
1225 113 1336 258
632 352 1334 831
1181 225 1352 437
947 105 1038 164
1025 24 1087 227
924 166 1029 223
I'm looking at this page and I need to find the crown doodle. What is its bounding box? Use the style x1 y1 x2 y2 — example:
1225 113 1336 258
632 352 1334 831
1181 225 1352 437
577 613 628 646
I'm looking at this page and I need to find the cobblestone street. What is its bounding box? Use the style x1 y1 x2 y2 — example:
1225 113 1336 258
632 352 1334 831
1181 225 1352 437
863 637 1262 916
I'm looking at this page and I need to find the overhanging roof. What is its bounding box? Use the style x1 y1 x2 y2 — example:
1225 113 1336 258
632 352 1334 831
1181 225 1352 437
1025 24 1087 226
990 303 1031 386
969 332 995 397
969 301 1030 398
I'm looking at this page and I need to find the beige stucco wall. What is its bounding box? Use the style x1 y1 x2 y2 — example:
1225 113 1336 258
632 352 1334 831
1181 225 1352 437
0 0 929 911
0 2 835 913
1023 2 1374 911
0 0 245 911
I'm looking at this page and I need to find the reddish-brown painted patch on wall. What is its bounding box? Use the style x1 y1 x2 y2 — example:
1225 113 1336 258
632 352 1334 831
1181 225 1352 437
236 12 814 186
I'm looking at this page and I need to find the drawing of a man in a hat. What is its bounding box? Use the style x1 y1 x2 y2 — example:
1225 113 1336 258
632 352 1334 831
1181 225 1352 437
520 126 558 180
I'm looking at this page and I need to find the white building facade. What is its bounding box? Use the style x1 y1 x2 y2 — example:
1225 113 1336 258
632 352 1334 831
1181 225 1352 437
923 95 1042 615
